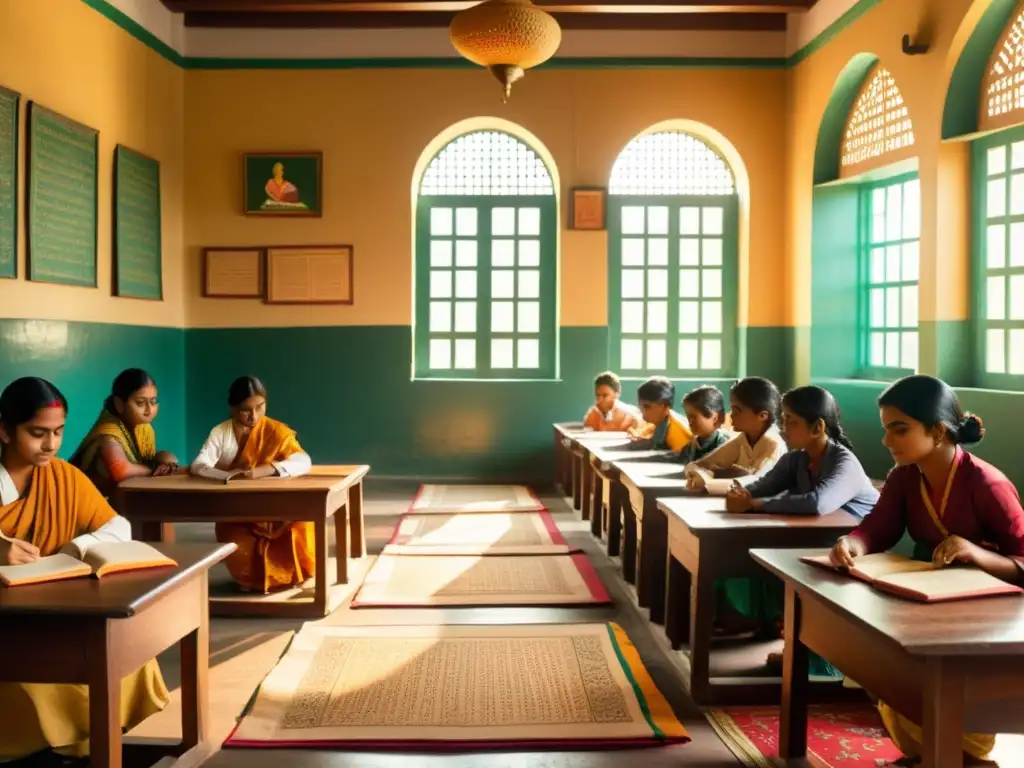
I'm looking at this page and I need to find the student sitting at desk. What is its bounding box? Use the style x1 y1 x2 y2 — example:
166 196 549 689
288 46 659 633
0 377 168 764
723 385 878 675
829 375 1024 764
725 385 878 517
583 371 641 432
685 377 786 489
70 368 179 498
190 375 314 593
676 385 731 464
629 376 692 451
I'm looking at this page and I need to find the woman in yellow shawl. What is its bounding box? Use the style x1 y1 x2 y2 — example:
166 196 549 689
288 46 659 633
69 368 179 498
190 375 314 593
0 377 169 764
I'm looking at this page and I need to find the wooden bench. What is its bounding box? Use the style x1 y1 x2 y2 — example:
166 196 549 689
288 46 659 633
113 465 370 618
0 543 233 768
661 498 859 705
754 547 1024 768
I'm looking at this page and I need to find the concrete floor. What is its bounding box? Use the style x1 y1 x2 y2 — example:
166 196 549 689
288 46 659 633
128 484 754 767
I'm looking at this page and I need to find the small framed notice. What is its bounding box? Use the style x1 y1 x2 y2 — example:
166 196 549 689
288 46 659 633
265 245 353 305
569 187 606 231
203 247 263 298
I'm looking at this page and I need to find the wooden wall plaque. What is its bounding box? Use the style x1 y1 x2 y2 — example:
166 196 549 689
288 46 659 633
265 245 353 305
203 247 263 298
569 187 607 231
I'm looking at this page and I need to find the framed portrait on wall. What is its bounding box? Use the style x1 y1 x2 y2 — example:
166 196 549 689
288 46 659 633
243 151 322 217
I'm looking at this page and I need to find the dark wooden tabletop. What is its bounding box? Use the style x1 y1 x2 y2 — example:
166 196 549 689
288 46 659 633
0 542 236 619
587 443 675 462
751 548 1024 656
659 497 859 530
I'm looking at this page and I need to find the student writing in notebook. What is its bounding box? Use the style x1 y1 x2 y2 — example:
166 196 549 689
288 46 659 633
69 368 180 498
685 377 786 489
828 375 1024 764
0 377 169 764
190 375 315 593
675 385 731 464
628 376 692 451
723 385 878 676
582 371 641 432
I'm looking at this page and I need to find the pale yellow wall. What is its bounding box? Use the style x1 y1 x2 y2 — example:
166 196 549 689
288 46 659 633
184 67 788 328
0 0 185 327
785 0 980 334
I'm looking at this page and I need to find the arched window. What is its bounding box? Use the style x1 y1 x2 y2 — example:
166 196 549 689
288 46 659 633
414 130 557 379
607 131 738 377
839 64 920 374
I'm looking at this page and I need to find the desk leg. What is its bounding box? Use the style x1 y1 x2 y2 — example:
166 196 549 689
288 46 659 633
665 553 690 650
581 460 594 522
590 474 604 537
348 481 365 559
314 516 329 616
181 576 210 750
622 503 637 584
606 483 622 557
572 455 582 511
335 508 349 584
688 565 715 704
88 622 122 768
779 585 809 758
922 658 966 768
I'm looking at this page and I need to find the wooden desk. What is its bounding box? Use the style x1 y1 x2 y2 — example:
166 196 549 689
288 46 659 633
553 422 583 497
564 430 631 515
660 499 858 705
752 548 1024 768
113 465 370 618
0 542 233 768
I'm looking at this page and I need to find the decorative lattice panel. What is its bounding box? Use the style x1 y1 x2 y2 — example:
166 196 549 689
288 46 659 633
420 131 554 196
983 7 1024 132
841 66 915 176
609 132 734 196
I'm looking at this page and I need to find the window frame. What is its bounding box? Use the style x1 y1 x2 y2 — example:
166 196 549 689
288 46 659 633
607 194 739 378
413 194 558 381
972 125 1024 391
857 171 921 380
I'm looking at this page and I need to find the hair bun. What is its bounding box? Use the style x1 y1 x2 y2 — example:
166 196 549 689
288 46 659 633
958 413 985 445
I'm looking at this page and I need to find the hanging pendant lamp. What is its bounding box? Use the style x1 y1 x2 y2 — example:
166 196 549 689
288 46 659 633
449 0 562 102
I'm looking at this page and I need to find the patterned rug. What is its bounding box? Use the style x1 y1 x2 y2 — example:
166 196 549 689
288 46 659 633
225 623 689 749
706 704 904 767
409 484 545 514
351 553 611 607
382 511 576 556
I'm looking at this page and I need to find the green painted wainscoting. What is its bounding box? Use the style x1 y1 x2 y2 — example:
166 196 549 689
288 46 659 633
185 324 795 482
0 319 187 460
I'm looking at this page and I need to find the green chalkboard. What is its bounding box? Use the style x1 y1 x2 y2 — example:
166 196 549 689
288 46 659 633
0 87 18 279
26 102 98 287
114 145 162 300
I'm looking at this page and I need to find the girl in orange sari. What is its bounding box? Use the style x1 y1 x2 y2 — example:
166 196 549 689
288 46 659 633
0 377 168 764
189 376 314 593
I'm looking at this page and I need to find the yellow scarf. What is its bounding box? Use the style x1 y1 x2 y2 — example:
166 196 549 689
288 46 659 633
0 459 116 556
233 417 302 470
70 409 156 471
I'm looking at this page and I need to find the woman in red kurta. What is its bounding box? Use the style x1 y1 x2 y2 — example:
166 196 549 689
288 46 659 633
830 375 1024 763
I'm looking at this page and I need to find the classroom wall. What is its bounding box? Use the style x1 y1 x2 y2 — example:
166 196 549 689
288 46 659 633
786 0 1024 488
183 67 790 479
0 0 188 458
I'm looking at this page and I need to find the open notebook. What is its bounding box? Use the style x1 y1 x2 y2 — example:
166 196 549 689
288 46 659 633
0 541 177 588
801 551 1024 603
704 479 735 497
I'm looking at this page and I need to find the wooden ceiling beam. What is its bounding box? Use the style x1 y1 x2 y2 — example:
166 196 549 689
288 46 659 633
163 0 813 13
182 9 787 28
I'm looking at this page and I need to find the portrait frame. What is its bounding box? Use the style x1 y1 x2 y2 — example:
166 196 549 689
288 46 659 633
243 151 323 217
569 187 606 231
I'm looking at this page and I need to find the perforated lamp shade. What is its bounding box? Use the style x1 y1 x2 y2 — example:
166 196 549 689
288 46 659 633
449 0 562 101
